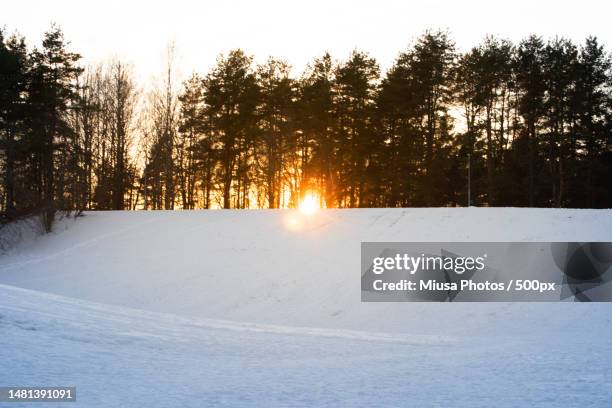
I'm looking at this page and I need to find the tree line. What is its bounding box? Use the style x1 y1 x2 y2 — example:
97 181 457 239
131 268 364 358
1 26 611 228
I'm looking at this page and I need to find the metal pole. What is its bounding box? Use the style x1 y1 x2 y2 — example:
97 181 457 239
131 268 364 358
467 153 471 207
143 152 148 210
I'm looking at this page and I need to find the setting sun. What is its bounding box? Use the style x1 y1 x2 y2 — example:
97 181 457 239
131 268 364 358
299 192 320 215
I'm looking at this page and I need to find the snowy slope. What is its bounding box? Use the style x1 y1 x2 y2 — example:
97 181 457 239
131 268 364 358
1 208 612 334
1 208 612 407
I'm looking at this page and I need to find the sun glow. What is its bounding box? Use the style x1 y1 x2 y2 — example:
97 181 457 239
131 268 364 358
299 192 320 215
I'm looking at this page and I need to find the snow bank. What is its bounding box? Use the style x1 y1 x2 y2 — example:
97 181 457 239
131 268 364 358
0 213 80 254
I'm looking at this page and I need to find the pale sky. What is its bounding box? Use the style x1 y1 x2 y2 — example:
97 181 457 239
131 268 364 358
3 0 612 85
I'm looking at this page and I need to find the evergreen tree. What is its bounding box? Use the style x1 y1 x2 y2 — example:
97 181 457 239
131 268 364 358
0 31 29 219
27 26 82 229
515 35 545 206
256 58 295 208
202 50 259 209
333 50 379 207
297 53 336 207
177 73 205 209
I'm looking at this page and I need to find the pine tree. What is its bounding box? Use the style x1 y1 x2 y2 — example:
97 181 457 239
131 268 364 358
297 53 336 207
27 26 82 229
333 50 379 207
256 58 295 208
202 50 259 209
177 73 205 209
0 31 29 219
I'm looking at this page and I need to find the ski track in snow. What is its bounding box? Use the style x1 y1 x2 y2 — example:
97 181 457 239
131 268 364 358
0 284 449 346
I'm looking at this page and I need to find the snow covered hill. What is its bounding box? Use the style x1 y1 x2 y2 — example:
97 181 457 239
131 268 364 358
2 208 612 333
1 208 612 407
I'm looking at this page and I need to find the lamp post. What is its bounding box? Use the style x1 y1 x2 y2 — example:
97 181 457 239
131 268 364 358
467 153 471 207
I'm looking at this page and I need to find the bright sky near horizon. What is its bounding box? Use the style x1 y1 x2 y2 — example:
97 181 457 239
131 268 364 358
3 0 612 85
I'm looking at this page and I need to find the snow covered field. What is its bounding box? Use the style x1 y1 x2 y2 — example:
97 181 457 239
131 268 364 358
1 208 612 407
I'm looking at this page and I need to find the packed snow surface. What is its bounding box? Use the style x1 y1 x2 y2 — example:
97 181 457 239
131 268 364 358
1 208 612 407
